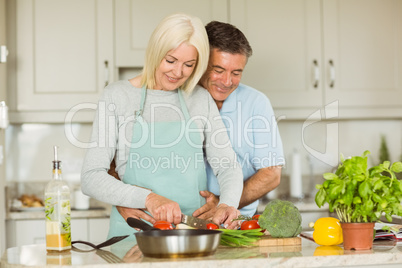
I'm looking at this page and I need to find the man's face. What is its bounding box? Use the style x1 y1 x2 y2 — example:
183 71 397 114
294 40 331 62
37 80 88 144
199 48 247 109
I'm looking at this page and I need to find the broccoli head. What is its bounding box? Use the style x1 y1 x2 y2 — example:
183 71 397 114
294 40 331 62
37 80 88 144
259 199 302 238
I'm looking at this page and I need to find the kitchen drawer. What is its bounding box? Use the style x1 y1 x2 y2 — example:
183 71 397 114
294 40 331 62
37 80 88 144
6 218 88 248
88 218 110 243
6 219 45 248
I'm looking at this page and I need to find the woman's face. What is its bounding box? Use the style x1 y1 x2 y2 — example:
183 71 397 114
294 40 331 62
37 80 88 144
154 42 198 91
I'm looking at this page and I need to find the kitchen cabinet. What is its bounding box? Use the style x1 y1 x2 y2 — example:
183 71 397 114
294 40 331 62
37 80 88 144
88 218 110 242
230 0 402 119
5 218 108 248
6 0 114 123
115 0 229 67
6 219 45 248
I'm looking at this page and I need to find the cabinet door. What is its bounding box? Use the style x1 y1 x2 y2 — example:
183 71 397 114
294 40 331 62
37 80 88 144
88 218 110 243
10 0 114 113
6 219 87 248
6 220 45 248
115 0 228 67
323 0 402 109
71 219 88 242
230 0 323 114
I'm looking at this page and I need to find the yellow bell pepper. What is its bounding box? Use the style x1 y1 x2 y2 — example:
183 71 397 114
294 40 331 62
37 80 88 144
310 217 343 246
313 245 344 256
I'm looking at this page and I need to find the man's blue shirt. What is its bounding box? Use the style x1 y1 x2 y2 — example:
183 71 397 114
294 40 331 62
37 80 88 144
206 83 285 216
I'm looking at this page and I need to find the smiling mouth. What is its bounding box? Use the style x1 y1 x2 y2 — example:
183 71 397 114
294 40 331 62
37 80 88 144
167 75 181 82
215 85 231 93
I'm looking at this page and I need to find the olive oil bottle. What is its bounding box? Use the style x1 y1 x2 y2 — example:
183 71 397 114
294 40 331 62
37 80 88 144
44 146 71 252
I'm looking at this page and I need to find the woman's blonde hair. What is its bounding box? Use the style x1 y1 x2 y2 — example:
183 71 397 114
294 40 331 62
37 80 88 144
141 13 209 93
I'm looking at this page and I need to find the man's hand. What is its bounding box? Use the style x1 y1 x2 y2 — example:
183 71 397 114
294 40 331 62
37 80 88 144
145 192 182 224
116 206 156 224
192 190 219 219
211 204 241 229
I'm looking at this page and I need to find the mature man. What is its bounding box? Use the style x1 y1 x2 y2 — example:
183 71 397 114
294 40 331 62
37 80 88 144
115 21 284 223
193 21 284 218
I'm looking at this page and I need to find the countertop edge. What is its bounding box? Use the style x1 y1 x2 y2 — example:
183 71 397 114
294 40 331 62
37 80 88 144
6 208 111 220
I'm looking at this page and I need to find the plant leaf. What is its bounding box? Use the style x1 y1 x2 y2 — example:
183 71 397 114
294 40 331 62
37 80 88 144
364 199 374 214
315 188 326 207
354 174 366 182
353 196 362 204
385 214 393 223
382 161 391 169
329 184 343 200
323 173 338 180
391 162 402 173
372 193 382 203
358 181 371 200
373 179 384 191
362 150 371 157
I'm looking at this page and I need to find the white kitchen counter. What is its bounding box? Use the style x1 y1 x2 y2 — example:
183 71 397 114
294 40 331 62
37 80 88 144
2 238 402 268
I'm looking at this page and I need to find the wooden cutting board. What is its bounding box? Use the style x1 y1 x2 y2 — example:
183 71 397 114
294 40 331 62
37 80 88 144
255 235 301 247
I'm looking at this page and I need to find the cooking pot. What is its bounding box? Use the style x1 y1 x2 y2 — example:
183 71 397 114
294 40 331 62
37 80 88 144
127 217 222 258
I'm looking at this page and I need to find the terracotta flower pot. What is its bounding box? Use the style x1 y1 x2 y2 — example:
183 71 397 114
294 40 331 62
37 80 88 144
340 222 375 250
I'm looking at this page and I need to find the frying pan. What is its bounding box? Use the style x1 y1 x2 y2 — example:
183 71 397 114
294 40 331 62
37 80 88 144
127 217 222 258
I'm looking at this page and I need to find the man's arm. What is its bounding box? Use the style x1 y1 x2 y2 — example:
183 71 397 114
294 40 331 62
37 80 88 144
238 165 281 209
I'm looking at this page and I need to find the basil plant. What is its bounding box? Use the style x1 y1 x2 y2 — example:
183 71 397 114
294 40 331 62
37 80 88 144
315 150 402 223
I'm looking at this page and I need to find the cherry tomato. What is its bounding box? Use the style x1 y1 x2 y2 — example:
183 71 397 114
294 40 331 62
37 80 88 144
240 220 260 230
206 223 219 230
252 214 261 220
153 221 173 230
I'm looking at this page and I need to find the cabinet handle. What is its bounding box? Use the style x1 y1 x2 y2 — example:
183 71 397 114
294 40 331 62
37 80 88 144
0 45 8 63
104 60 109 87
312 60 319 88
328 60 335 88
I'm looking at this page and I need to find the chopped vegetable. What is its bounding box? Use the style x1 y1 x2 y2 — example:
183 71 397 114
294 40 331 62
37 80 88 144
206 223 219 230
258 199 302 238
175 223 195 229
153 221 173 230
219 228 263 247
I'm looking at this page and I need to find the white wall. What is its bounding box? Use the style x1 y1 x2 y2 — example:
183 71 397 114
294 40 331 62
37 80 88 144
5 123 92 183
5 119 402 184
280 119 402 175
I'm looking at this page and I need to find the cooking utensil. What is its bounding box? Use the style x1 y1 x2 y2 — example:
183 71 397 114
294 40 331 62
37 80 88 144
71 235 129 250
96 249 124 263
181 214 217 229
127 217 222 258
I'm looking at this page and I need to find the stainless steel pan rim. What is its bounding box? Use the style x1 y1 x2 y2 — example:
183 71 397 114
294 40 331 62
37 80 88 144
128 217 222 258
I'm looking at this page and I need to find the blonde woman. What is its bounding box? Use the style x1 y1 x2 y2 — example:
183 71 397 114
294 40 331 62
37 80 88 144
81 13 243 240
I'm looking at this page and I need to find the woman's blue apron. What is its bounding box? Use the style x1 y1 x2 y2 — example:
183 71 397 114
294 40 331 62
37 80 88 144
107 87 207 240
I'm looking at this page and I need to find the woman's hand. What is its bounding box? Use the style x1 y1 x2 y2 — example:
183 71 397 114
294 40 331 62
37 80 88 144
212 204 241 229
145 192 182 224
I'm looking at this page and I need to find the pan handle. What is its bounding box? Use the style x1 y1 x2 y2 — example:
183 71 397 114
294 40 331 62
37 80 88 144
127 217 160 231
